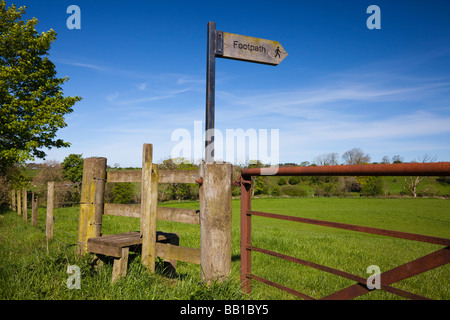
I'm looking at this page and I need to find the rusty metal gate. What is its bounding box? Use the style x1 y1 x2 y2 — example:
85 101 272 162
239 162 450 300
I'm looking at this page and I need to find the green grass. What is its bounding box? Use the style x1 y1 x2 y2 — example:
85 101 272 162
0 198 449 300
245 198 449 300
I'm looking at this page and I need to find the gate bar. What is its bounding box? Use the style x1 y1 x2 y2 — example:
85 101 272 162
249 210 450 247
241 162 450 177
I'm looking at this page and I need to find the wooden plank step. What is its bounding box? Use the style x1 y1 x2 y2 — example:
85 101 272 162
86 231 180 257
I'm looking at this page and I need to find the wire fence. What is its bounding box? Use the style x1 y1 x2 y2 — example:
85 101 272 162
9 185 83 248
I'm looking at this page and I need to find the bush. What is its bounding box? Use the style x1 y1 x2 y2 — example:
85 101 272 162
288 176 301 185
0 175 11 212
314 182 344 197
270 185 281 196
277 177 287 186
358 176 384 196
281 185 307 197
111 183 135 204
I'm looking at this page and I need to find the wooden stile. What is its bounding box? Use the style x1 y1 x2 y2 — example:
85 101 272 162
79 143 232 283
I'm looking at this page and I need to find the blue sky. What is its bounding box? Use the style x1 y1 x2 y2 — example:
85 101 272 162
9 0 450 167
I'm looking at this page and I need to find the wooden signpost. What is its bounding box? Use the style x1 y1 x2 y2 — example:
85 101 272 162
205 22 288 162
219 31 288 66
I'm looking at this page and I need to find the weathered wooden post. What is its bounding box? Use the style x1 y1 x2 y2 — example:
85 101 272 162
46 182 54 240
141 144 158 273
16 190 21 216
22 188 27 222
77 157 107 255
199 161 233 283
11 190 16 211
32 192 38 226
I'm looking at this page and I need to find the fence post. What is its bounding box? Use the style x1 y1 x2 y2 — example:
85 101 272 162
22 188 27 222
32 192 38 226
17 190 21 216
46 182 54 240
240 174 252 294
141 144 158 273
11 190 16 211
199 162 233 283
77 157 107 255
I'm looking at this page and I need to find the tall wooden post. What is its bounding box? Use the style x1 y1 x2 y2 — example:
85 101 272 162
32 192 38 226
11 190 16 212
141 144 158 273
17 190 21 216
199 162 233 283
22 188 27 221
77 157 107 255
46 182 54 240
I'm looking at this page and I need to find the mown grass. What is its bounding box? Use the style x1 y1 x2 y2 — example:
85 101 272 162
0 197 449 300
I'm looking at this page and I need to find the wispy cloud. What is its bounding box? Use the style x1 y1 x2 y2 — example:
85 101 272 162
56 59 109 72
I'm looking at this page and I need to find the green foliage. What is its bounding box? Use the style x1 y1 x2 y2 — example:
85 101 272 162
253 177 267 195
270 185 281 196
280 185 307 197
111 183 135 204
357 176 384 196
62 154 83 183
0 1 81 169
0 174 10 212
158 158 199 202
288 176 301 185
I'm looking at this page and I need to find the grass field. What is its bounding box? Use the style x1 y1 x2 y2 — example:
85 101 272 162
0 197 449 300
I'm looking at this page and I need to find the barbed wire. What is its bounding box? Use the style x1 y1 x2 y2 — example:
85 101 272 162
54 229 78 238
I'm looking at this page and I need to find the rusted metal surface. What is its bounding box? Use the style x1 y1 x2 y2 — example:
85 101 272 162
240 163 450 300
240 174 252 294
241 162 450 177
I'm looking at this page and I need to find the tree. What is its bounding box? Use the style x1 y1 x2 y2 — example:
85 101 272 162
62 154 83 183
381 156 390 164
0 2 81 172
342 148 371 165
314 152 339 166
392 155 403 164
403 154 436 198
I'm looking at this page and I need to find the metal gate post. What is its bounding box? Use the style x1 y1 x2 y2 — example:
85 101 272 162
240 175 252 294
